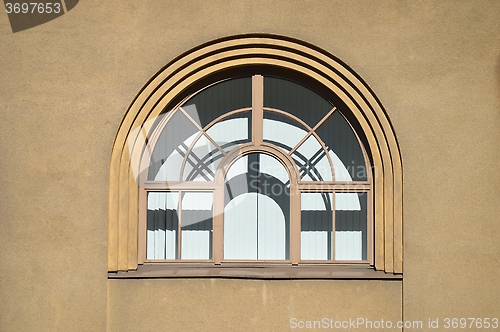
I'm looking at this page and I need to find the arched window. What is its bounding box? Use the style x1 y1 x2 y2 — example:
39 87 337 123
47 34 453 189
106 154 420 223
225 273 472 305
139 73 371 265
108 35 402 277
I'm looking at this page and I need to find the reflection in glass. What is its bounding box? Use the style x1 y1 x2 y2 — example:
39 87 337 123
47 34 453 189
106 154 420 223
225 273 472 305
301 192 367 261
182 134 222 181
292 135 333 181
335 192 367 260
259 153 289 184
316 111 367 181
263 111 308 153
224 153 290 260
301 193 333 260
206 111 251 153
181 192 213 260
147 192 179 259
224 193 287 260
149 109 200 181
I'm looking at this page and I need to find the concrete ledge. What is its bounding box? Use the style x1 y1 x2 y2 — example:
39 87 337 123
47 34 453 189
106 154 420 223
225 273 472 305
109 264 402 280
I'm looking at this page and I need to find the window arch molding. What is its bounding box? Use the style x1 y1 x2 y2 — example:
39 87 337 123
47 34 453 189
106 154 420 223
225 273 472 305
108 34 402 275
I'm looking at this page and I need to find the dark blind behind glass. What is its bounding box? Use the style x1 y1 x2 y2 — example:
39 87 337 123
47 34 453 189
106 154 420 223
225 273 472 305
264 77 332 128
183 77 252 128
316 111 367 181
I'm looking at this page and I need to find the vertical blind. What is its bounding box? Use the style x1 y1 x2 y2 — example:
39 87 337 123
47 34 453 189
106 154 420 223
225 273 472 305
301 192 366 260
147 192 213 260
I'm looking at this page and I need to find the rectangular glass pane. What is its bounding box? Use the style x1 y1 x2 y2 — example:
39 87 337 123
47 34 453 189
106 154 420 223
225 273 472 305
147 192 179 259
224 193 258 260
300 193 333 260
224 153 290 261
335 192 367 260
257 194 287 260
181 192 213 260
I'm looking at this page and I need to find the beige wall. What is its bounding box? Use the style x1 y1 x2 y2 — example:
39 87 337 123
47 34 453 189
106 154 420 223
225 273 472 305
108 279 401 331
0 0 498 331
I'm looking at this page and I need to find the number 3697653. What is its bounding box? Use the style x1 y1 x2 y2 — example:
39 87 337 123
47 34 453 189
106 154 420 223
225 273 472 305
5 3 61 14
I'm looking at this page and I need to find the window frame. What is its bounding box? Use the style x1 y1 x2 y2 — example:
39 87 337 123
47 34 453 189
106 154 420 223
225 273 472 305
108 34 402 278
138 74 374 266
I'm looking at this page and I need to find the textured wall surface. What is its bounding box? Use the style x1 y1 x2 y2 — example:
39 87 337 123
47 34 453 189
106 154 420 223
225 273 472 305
0 0 499 331
108 279 401 331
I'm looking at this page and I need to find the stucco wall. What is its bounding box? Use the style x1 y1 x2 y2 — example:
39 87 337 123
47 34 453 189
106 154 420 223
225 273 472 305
108 279 401 331
0 1 499 331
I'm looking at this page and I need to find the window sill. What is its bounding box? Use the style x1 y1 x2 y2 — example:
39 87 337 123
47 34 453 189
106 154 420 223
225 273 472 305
108 264 402 280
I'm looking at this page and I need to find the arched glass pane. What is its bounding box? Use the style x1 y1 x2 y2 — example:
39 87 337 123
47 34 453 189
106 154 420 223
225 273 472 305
316 111 367 181
264 77 332 128
224 153 290 260
263 111 308 154
291 135 333 181
148 109 200 181
183 77 252 128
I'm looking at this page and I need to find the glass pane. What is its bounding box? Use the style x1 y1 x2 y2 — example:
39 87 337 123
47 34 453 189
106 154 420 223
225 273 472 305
301 193 333 260
335 192 367 261
205 111 251 154
224 153 290 260
224 193 257 259
291 135 333 181
263 111 308 153
264 77 332 128
182 134 223 181
183 77 252 128
316 111 367 181
147 192 179 259
148 109 200 181
181 192 213 260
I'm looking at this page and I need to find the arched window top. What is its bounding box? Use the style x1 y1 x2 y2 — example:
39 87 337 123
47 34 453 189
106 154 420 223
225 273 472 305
108 34 402 277
145 75 368 185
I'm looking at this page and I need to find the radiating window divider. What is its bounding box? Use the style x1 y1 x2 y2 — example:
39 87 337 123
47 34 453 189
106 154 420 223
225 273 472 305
178 109 253 182
288 107 336 155
252 75 264 146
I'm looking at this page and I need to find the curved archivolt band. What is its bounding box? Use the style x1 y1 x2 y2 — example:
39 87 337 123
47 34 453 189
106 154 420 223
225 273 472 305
108 34 403 274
